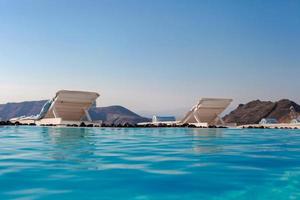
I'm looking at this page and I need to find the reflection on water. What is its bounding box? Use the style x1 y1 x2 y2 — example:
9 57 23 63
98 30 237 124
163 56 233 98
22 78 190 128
47 127 92 141
189 128 224 153
41 127 99 169
37 127 226 171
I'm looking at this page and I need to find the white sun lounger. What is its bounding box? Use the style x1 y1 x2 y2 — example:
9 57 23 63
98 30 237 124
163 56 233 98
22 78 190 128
180 98 232 127
11 90 100 126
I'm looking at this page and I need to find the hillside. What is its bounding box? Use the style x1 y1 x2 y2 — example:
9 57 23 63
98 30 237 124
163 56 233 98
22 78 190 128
89 106 150 125
223 99 300 125
0 100 47 121
0 100 150 125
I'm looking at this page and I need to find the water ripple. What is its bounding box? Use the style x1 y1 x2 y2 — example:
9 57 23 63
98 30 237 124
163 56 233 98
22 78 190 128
0 127 300 199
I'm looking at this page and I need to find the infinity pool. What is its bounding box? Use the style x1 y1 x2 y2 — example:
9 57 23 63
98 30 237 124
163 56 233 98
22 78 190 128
0 126 299 199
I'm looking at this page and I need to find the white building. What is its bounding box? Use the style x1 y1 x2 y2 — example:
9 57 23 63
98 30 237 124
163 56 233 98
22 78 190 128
152 116 176 123
291 116 300 124
259 118 278 125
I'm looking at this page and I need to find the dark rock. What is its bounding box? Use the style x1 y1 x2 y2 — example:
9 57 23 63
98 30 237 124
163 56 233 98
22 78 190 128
80 122 86 127
187 124 197 128
122 123 134 128
267 99 300 123
0 121 15 126
145 124 155 128
223 99 300 125
181 123 189 127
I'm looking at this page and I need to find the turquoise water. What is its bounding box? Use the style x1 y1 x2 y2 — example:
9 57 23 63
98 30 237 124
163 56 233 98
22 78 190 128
0 127 300 200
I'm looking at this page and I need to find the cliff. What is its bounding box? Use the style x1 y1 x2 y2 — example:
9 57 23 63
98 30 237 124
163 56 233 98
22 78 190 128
223 99 300 125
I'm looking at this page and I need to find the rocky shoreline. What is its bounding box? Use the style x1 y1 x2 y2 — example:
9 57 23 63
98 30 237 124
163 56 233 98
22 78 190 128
0 121 228 128
1 121 299 129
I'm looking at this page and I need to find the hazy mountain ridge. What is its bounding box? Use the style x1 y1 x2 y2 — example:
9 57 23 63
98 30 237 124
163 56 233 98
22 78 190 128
0 100 48 121
0 100 150 125
223 99 300 125
89 105 150 125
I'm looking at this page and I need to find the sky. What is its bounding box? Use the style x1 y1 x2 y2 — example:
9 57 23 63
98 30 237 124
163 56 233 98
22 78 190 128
0 0 299 117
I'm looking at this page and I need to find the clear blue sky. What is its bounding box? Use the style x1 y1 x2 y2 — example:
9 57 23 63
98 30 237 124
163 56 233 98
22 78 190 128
0 0 299 116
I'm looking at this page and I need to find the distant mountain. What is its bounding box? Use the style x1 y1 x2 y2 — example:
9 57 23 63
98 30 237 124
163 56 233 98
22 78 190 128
90 106 150 125
223 99 300 125
0 100 47 121
0 100 150 125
